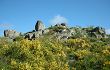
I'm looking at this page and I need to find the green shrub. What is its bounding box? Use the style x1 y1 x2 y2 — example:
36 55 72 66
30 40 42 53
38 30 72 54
0 35 110 70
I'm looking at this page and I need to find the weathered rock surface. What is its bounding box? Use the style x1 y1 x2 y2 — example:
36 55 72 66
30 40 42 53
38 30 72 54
25 30 43 40
35 20 45 31
4 30 20 39
3 20 108 40
88 27 106 38
42 29 50 34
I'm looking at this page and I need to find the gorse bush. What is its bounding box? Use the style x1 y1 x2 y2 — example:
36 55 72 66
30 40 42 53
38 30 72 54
0 37 69 70
0 36 110 70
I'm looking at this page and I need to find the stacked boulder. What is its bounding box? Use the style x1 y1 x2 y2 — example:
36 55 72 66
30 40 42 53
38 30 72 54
51 23 72 40
3 20 108 40
25 20 45 40
35 20 45 31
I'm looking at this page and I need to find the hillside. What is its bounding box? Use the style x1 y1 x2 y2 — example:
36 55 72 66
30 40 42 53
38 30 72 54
0 20 110 70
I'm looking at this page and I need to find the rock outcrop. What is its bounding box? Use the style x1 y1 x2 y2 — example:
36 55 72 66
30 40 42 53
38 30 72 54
88 27 106 38
24 20 45 40
4 30 20 39
35 20 45 31
3 20 108 40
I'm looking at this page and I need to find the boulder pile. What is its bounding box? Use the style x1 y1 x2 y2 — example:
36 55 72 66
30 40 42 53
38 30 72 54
4 20 108 40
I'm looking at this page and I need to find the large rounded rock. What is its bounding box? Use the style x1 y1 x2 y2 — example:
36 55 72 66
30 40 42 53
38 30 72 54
24 30 43 40
61 23 66 26
25 33 34 40
4 30 20 39
34 31 43 38
35 20 45 31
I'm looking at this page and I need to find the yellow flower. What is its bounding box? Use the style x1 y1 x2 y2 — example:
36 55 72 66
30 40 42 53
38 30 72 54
11 59 17 65
75 50 91 58
104 61 110 65
102 49 110 55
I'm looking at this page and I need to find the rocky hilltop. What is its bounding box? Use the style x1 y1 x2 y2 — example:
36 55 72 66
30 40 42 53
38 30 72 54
4 20 108 40
1 20 110 70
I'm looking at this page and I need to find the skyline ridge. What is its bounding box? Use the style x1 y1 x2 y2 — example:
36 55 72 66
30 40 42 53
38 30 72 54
0 0 110 35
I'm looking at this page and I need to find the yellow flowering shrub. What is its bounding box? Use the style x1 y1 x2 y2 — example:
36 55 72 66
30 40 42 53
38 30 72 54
104 61 110 65
102 46 110 56
75 49 91 59
0 36 110 70
66 38 91 49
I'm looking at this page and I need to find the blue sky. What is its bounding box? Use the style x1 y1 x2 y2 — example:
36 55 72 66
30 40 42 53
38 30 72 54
0 0 110 35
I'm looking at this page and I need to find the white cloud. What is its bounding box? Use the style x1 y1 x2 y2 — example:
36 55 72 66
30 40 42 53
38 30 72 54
106 29 110 34
0 23 13 28
50 15 68 25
